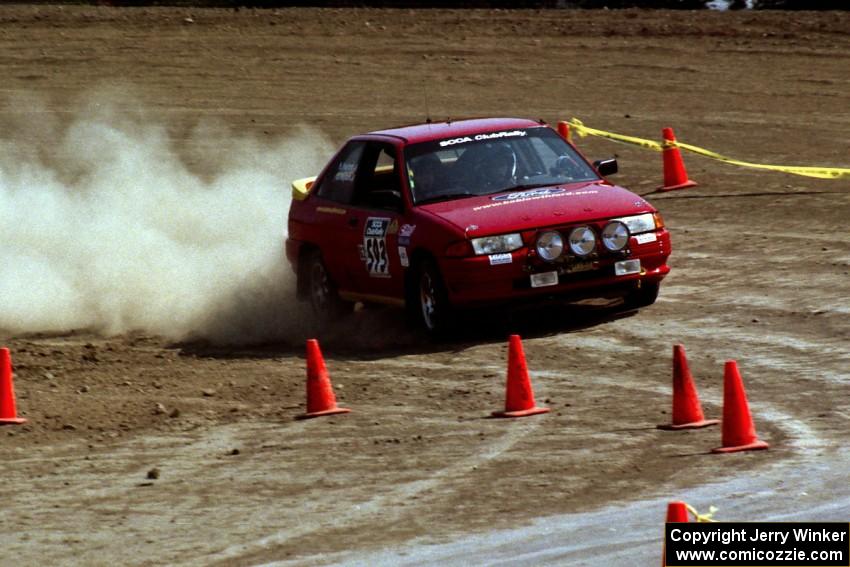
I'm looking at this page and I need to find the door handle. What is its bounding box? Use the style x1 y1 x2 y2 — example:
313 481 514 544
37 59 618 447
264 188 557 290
348 217 359 227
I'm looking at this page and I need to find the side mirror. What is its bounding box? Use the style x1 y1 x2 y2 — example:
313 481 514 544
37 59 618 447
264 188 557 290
367 190 403 211
593 158 618 177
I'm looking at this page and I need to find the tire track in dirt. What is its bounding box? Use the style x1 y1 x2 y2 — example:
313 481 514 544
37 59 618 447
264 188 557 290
320 388 838 566
204 365 544 565
273 398 835 567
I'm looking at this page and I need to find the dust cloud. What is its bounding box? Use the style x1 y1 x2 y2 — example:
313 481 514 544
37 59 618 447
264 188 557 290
0 91 334 344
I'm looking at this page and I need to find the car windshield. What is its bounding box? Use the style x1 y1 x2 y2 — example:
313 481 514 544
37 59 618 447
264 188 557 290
404 127 600 205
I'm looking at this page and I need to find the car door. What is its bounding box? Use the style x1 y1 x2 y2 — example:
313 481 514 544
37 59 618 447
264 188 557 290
307 140 367 294
342 141 408 304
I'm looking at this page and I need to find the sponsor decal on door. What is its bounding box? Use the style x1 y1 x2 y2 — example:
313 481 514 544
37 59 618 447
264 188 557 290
364 217 391 277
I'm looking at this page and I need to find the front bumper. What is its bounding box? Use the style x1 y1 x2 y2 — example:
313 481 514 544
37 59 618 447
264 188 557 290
441 229 671 306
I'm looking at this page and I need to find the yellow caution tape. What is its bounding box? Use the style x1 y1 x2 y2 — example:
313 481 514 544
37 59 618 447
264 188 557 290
685 502 719 523
673 140 849 180
567 118 850 180
569 118 665 152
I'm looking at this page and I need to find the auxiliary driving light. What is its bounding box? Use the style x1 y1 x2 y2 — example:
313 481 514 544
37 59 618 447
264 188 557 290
568 226 596 256
601 221 629 252
536 231 564 261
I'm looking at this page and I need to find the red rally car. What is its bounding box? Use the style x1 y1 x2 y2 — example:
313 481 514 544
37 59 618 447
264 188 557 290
286 117 671 335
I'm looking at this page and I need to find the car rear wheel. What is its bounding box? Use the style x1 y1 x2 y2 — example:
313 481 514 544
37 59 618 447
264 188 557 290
416 259 453 336
306 251 351 322
623 281 660 310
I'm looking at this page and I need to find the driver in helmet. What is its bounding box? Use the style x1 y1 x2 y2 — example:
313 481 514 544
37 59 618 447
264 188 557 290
409 153 443 201
477 142 517 190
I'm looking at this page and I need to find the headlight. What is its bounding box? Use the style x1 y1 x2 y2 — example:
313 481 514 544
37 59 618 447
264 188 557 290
568 226 596 256
601 221 629 252
470 233 523 255
536 231 563 262
614 213 656 235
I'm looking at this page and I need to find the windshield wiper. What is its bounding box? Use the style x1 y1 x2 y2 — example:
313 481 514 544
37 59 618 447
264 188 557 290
415 192 476 205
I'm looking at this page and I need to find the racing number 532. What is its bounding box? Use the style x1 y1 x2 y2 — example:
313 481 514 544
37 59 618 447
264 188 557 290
365 236 388 275
363 217 391 277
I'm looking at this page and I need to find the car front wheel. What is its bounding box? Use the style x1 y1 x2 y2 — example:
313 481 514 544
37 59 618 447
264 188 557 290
624 281 660 310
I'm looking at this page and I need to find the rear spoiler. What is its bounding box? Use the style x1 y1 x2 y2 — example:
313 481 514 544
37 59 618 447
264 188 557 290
291 176 317 201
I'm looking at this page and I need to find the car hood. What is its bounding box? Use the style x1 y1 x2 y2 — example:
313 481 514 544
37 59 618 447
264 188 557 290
418 182 655 236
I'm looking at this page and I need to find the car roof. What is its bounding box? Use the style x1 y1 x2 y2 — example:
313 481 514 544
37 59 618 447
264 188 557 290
368 117 545 145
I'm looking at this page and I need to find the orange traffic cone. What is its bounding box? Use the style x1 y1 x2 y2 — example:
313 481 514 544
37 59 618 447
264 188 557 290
492 335 550 418
0 347 27 424
557 121 572 143
662 501 690 567
658 127 697 192
296 339 351 420
666 501 690 522
712 361 768 453
658 345 719 430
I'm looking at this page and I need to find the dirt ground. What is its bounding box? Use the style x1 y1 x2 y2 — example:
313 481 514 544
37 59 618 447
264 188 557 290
0 5 848 566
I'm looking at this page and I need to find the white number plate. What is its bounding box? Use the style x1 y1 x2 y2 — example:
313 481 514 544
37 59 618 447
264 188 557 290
614 259 641 276
635 232 657 245
530 271 558 288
